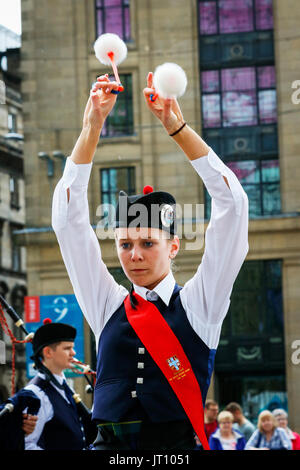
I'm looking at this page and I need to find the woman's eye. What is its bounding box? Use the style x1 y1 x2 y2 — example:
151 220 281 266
121 243 130 249
144 241 153 247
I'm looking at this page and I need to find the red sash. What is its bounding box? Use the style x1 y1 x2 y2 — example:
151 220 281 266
124 292 210 450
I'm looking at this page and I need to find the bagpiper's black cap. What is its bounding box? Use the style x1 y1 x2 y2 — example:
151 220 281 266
115 185 177 235
31 318 76 357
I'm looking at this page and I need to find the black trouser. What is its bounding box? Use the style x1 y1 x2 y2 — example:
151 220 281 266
93 420 196 451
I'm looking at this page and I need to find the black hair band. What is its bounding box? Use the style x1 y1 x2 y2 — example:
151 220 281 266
169 122 187 137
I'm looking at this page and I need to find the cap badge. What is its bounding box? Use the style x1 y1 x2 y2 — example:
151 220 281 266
161 204 174 228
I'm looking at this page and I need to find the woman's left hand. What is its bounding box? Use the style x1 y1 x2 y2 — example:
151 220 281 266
22 413 38 436
143 72 185 135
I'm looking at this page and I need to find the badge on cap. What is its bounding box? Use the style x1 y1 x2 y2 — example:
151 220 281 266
161 204 175 228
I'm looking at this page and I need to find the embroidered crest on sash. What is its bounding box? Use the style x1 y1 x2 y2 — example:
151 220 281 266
167 356 181 371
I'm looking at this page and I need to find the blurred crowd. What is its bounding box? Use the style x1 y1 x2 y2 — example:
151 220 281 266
195 399 300 450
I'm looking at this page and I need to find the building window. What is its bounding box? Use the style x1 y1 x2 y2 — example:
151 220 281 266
215 259 286 421
205 157 280 217
102 74 134 137
9 176 20 209
215 373 287 425
221 260 283 338
198 0 280 219
230 159 280 216
8 113 17 133
95 0 131 42
199 0 273 36
201 66 277 128
100 166 135 207
10 224 22 272
101 74 133 137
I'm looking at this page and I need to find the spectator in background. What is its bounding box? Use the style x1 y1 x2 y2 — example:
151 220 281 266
204 399 219 440
209 411 246 450
272 409 300 450
225 402 255 442
245 410 292 450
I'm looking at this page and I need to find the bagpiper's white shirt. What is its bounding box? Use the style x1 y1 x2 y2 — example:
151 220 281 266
51 147 249 351
24 372 70 450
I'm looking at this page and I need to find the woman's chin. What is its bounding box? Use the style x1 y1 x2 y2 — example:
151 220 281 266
127 270 148 282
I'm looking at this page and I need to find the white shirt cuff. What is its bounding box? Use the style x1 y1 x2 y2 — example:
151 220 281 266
62 157 93 190
191 147 247 217
190 147 229 181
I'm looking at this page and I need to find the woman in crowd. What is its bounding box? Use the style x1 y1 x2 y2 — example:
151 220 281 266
272 408 300 450
209 411 246 450
245 410 292 450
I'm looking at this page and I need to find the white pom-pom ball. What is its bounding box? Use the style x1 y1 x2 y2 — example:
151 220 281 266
94 33 127 66
153 63 187 99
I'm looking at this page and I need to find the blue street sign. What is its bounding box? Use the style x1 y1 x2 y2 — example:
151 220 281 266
25 294 85 379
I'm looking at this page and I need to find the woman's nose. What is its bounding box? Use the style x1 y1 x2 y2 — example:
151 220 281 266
131 246 143 261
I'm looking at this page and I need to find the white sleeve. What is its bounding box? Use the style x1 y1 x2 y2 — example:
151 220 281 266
180 147 249 349
52 157 128 337
24 384 53 451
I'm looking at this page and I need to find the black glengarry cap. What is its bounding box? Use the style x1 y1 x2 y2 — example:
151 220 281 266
115 185 177 235
31 319 76 357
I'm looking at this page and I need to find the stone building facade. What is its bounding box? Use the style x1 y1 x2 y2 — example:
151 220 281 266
0 26 27 400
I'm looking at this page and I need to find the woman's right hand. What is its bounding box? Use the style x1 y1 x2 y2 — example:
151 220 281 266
82 74 120 130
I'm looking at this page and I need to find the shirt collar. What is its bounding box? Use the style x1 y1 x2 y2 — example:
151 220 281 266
38 371 66 385
133 271 176 306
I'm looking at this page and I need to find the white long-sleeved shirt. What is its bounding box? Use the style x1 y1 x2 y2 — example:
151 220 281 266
51 147 249 350
24 372 70 450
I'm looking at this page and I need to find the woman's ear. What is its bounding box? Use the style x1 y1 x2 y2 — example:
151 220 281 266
169 235 180 259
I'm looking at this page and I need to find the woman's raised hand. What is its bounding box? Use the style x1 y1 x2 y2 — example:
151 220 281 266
143 72 185 135
82 74 120 130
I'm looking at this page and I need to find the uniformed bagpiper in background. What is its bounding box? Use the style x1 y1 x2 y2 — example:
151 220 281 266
52 73 248 450
24 320 89 450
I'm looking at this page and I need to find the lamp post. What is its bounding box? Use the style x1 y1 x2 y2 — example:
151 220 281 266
52 150 66 172
38 152 54 177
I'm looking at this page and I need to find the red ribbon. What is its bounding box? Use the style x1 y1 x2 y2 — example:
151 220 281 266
124 292 210 450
